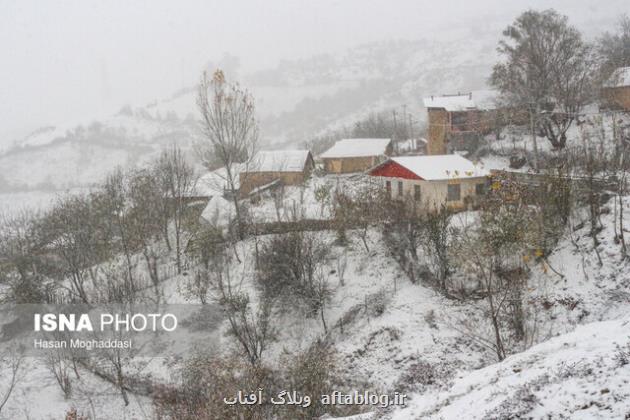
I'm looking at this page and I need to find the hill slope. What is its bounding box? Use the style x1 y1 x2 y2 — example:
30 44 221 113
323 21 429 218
389 316 630 419
0 34 499 193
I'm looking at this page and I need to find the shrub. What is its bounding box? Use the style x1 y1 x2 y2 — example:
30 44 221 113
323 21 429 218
257 231 331 315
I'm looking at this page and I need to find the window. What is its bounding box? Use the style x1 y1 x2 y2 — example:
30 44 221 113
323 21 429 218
386 180 391 198
451 112 468 131
447 184 461 201
414 185 421 201
398 181 403 197
475 183 486 196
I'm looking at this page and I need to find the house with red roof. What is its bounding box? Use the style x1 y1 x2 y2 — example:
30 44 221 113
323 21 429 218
369 154 490 211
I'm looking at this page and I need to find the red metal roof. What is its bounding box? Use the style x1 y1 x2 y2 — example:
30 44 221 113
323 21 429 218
369 160 424 180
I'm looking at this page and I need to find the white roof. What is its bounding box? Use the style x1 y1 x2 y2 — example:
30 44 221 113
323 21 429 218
193 149 311 196
604 66 630 88
320 138 391 158
390 155 490 181
248 150 311 172
200 194 234 226
194 164 244 197
423 90 498 111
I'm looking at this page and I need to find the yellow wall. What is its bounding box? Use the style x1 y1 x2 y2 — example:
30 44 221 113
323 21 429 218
427 109 448 155
324 156 378 173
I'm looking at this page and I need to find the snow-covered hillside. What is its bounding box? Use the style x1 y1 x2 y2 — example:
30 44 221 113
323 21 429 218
0 111 200 191
0 33 500 196
388 316 630 419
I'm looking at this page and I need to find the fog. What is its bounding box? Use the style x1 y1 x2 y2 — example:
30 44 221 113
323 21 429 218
1 0 627 146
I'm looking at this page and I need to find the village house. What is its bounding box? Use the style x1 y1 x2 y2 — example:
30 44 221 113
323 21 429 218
194 150 314 200
368 154 490 211
423 90 498 155
601 66 630 111
196 150 314 225
239 150 315 196
320 138 392 174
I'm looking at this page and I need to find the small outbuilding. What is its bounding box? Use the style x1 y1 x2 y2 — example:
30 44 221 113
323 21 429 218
320 138 392 174
369 154 490 211
601 66 630 111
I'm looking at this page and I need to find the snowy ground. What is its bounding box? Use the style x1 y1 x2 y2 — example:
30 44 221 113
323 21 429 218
4 188 630 418
0 357 152 420
387 316 630 420
3 123 630 418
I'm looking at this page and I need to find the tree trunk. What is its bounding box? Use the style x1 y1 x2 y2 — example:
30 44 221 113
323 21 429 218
530 107 539 172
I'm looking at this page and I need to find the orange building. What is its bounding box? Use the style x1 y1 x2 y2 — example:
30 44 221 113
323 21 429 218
423 91 498 155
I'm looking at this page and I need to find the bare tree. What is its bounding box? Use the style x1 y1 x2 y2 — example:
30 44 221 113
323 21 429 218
155 146 197 274
456 222 510 361
102 168 139 291
0 346 24 416
281 340 341 419
200 247 275 366
153 351 275 420
351 107 415 142
331 189 352 245
0 210 49 303
43 193 114 303
596 15 630 82
46 344 73 399
347 180 389 252
183 225 225 304
128 167 170 303
196 69 258 238
491 9 595 152
92 265 142 406
382 199 425 286
257 231 332 318
454 180 542 360
383 200 455 294
421 205 454 292
610 117 630 258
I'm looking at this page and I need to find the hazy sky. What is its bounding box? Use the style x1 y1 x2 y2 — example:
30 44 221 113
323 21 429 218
1 0 627 145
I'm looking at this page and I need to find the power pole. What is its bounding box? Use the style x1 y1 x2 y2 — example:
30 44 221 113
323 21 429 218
392 109 398 153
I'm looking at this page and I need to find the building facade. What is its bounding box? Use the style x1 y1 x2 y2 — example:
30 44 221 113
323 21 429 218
369 155 489 211
239 150 315 196
321 138 392 174
423 91 498 155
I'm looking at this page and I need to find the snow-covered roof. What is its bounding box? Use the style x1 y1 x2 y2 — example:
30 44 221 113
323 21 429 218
423 90 498 111
193 150 311 196
320 138 391 158
200 194 234 226
194 164 244 197
390 154 490 180
604 66 630 88
248 150 311 172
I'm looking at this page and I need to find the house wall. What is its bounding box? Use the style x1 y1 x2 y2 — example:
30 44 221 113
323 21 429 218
239 154 315 196
378 176 487 211
323 156 380 173
427 109 448 155
322 141 392 174
239 171 307 196
602 86 630 110
428 108 508 155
